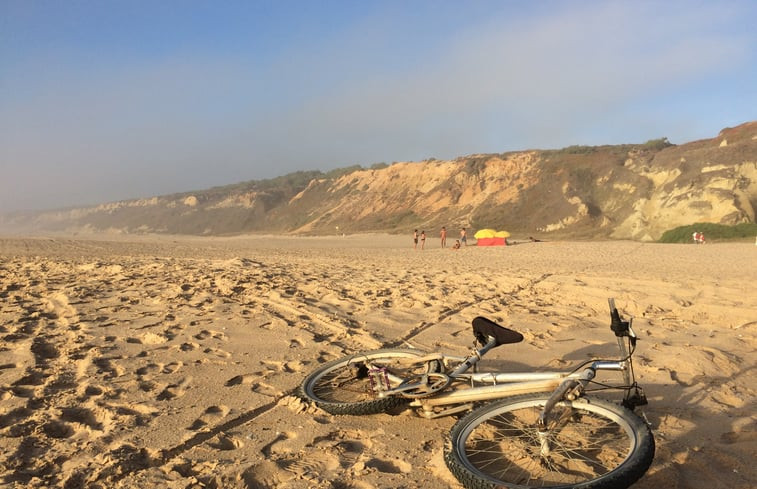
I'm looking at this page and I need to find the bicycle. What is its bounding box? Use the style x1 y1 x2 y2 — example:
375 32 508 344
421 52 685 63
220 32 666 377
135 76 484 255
298 299 655 489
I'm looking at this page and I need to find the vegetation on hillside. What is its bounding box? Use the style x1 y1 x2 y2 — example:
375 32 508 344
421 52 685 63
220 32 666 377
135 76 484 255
642 137 674 151
658 223 757 243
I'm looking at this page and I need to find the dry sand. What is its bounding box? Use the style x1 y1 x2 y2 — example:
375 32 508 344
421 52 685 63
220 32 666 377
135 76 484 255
0 234 754 489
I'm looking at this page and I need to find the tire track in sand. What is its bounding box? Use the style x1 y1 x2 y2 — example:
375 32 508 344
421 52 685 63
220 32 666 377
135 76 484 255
385 272 554 348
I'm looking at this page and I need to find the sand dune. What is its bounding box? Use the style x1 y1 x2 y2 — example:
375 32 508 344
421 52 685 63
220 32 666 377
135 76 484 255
0 235 754 488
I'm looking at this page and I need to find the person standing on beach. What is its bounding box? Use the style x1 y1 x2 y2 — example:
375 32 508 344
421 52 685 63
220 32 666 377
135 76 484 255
460 227 468 246
420 230 426 250
413 229 419 249
440 226 447 248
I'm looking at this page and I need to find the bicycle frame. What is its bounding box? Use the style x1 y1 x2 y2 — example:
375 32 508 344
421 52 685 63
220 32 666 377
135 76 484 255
371 299 640 419
409 355 629 418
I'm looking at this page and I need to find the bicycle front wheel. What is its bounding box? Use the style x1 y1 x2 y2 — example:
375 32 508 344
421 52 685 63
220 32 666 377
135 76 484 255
298 349 434 415
446 395 654 489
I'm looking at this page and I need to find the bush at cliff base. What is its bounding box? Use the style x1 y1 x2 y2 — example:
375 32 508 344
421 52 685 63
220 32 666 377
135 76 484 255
658 222 757 243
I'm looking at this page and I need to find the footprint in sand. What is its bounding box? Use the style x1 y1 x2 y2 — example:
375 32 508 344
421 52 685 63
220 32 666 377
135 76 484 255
31 337 60 362
0 407 34 430
188 405 231 431
94 357 126 378
60 406 104 431
136 363 164 377
163 361 183 374
251 381 280 397
193 329 227 341
208 433 244 450
315 350 340 363
260 359 289 373
180 342 200 351
126 332 167 345
204 404 230 417
283 360 304 373
157 376 191 400
82 384 104 397
282 450 341 477
311 429 375 471
139 379 166 393
225 373 257 386
42 419 75 439
242 460 295 488
362 456 413 474
203 346 231 358
260 431 297 458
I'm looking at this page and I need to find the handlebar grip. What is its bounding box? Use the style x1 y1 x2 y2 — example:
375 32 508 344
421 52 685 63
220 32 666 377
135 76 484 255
608 298 630 337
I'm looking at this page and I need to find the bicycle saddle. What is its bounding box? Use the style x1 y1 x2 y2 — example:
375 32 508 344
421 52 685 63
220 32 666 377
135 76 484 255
472 317 524 347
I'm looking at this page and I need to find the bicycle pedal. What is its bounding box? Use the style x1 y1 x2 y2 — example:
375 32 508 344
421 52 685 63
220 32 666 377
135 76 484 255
368 367 390 391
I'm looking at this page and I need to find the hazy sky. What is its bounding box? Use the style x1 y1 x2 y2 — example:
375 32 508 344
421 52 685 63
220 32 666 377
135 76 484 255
2 1 756 212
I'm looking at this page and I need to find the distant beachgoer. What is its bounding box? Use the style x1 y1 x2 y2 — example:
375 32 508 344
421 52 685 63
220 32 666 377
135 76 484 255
460 228 468 246
413 229 418 249
420 230 426 250
440 226 447 248
692 231 699 244
452 239 461 250
698 232 705 244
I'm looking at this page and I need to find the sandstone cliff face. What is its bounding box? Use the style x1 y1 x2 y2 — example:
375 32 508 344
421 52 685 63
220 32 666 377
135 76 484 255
609 124 757 240
3 123 756 240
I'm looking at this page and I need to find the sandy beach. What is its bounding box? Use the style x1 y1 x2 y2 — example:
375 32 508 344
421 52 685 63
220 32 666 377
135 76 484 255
0 234 754 489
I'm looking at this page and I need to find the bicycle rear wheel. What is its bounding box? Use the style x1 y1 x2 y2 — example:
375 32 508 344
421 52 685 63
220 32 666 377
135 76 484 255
298 349 434 415
445 394 654 489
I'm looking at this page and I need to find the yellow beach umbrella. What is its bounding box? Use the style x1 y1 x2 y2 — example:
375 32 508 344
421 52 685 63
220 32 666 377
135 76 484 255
474 229 497 239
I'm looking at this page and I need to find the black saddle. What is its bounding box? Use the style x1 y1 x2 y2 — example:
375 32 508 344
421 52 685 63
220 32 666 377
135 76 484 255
472 316 524 347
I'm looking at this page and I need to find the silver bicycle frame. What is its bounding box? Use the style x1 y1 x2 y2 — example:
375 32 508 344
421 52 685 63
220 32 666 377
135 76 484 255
410 359 626 409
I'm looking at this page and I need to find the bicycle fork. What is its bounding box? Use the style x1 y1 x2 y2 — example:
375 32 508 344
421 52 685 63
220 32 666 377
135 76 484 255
535 372 589 456
535 361 624 457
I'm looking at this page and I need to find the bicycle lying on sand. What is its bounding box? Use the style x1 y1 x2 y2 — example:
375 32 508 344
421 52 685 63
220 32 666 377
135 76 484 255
298 299 655 489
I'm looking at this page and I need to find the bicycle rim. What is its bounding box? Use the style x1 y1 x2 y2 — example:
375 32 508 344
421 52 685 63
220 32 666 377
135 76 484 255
447 395 654 489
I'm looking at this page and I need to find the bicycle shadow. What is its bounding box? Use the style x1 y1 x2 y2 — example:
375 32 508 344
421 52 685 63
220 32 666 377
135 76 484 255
631 366 756 488
481 341 755 488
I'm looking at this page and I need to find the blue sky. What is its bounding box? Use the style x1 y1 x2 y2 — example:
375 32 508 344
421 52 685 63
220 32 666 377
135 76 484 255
2 0 755 212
